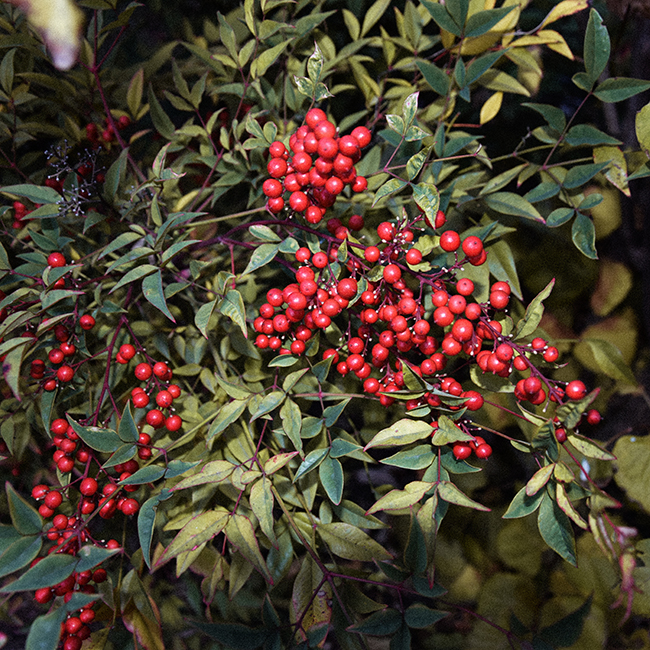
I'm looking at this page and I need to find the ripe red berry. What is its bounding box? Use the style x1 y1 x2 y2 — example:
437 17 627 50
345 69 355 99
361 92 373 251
34 587 53 604
405 248 423 265
439 230 460 252
453 444 472 460
44 490 63 509
377 222 395 241
49 349 64 364
134 363 152 380
165 415 183 432
475 443 492 459
56 365 74 382
462 236 483 258
132 391 150 408
350 126 371 148
306 108 327 129
79 477 98 496
121 498 140 516
119 344 136 360
146 409 165 428
383 264 401 284
47 252 66 267
79 315 95 330
32 484 49 500
586 409 601 425
565 380 587 400
268 140 288 158
152 362 169 378
156 390 173 407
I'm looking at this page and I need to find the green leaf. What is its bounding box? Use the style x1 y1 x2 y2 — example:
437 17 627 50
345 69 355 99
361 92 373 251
381 445 435 470
502 485 545 519
317 523 391 561
421 0 461 36
323 398 351 427
636 102 650 155
594 77 650 102
118 402 139 443
280 398 302 454
67 417 121 453
513 278 555 339
416 60 449 96
373 178 407 207
466 50 505 86
583 9 610 85
0 535 42 579
364 418 433 450
250 478 275 542
437 481 489 511
6 482 41 535
464 6 514 37
225 514 272 581
242 243 280 276
348 608 402 635
138 489 173 569
207 400 248 441
582 338 635 383
127 68 144 117
294 448 329 480
307 42 324 83
571 212 598 260
1 552 76 592
1 184 62 205
563 162 609 189
76 545 120 572
479 164 527 196
567 433 615 461
142 269 175 321
546 207 575 228
158 509 230 567
192 622 266 649
103 444 137 468
218 289 247 338
109 264 157 294
565 124 622 146
360 0 392 37
148 84 175 139
251 41 289 78
195 298 218 339
119 466 166 485
250 391 285 421
537 491 577 565
319 455 344 505
412 182 440 227
366 481 433 515
172 460 236 490
537 596 592 648
483 192 543 222
525 464 555 496
26 608 67 650
404 603 448 628
431 415 474 446
522 103 566 132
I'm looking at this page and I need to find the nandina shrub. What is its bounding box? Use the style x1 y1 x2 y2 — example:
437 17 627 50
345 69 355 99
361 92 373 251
1 1 650 649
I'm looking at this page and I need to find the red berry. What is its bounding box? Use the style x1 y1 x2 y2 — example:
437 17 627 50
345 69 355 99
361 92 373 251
132 392 150 408
306 108 327 129
134 363 152 380
34 587 53 604
152 362 168 378
48 349 64 364
165 415 182 432
565 380 587 400
586 409 601 425
377 222 395 241
119 344 136 360
462 236 483 258
350 126 371 148
44 490 63 509
383 264 401 284
47 252 66 267
146 409 165 428
79 315 95 330
268 140 288 158
121 498 140 516
439 230 460 252
453 444 472 460
56 365 74 382
405 248 423 265
475 443 492 459
79 477 98 496
156 390 173 408
32 484 49 500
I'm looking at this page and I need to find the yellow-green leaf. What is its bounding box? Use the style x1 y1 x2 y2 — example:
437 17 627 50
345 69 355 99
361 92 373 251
317 523 391 561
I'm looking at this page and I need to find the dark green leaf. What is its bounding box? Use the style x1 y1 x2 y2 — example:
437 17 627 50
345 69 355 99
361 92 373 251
513 278 555 339
1 552 76 592
1 184 62 205
26 608 67 650
192 621 267 649
381 445 435 470
503 485 545 518
571 212 598 259
522 103 566 133
195 298 218 339
323 398 351 427
464 6 514 37
583 9 610 85
404 603 448 628
119 466 166 485
0 535 42 579
142 269 175 322
103 444 138 468
594 77 650 103
118 403 139 443
348 608 402 635
6 482 41 535
148 84 175 139
76 545 120 572
546 207 574 227
294 448 329 480
319 455 344 505
483 192 543 222
537 491 577 565
67 417 121 453
242 243 280 276
218 289 247 338
466 50 505 86
416 60 449 96
565 125 621 146
537 596 592 648
139 489 173 570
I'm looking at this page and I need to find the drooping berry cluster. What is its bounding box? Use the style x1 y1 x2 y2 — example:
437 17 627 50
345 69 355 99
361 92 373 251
262 108 370 222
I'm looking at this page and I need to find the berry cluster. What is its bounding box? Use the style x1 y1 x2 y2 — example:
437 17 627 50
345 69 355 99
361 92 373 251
262 108 370 222
85 114 130 148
